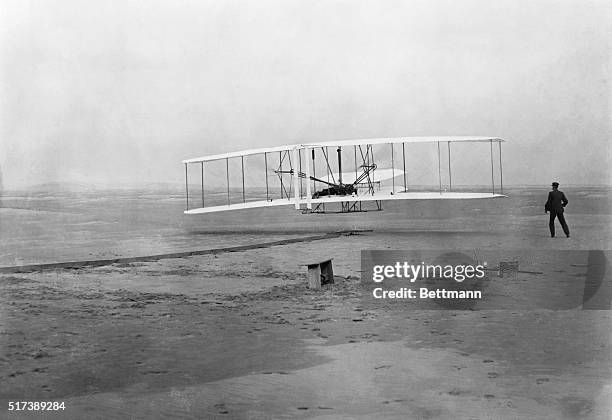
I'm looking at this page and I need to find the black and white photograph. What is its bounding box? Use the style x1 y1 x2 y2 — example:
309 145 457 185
1 0 610 418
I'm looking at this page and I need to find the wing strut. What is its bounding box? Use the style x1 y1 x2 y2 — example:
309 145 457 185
499 141 504 194
277 151 292 200
325 147 330 185
185 163 189 210
305 147 312 210
354 145 358 183
312 149 316 194
391 143 395 194
286 150 293 199
202 161 204 207
448 141 452 192
437 142 442 194
279 151 283 199
226 158 230 205
241 156 245 203
264 152 269 202
292 148 300 209
402 142 407 192
298 149 303 198
490 139 495 195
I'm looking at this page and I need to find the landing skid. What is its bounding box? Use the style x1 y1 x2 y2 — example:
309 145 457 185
302 200 383 214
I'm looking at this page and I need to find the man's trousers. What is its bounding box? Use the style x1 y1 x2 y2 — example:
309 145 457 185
549 210 570 237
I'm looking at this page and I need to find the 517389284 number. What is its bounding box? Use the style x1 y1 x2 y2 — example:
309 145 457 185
8 401 65 411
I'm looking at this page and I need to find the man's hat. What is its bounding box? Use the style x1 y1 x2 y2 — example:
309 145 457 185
552 182 559 187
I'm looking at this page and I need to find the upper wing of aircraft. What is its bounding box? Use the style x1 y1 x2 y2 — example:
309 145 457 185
182 136 506 214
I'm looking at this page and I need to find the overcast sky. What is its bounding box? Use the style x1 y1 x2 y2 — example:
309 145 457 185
1 0 609 190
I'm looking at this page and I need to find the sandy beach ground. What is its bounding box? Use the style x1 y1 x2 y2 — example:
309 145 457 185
1 187 611 419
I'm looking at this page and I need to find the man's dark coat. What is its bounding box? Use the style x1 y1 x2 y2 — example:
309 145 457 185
545 189 568 213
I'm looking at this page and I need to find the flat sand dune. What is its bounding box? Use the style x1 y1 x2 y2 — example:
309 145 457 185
1 187 611 418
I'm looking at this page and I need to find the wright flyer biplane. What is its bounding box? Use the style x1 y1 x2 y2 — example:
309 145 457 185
182 137 506 214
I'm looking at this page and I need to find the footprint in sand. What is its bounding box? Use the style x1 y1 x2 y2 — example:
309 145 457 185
214 403 229 414
447 389 464 396
8 371 25 377
143 370 168 375
32 350 50 359
374 364 392 370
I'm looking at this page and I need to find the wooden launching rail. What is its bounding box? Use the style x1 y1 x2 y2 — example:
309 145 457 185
0 233 346 274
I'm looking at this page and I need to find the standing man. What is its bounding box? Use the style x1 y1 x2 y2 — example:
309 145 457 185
545 182 570 238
